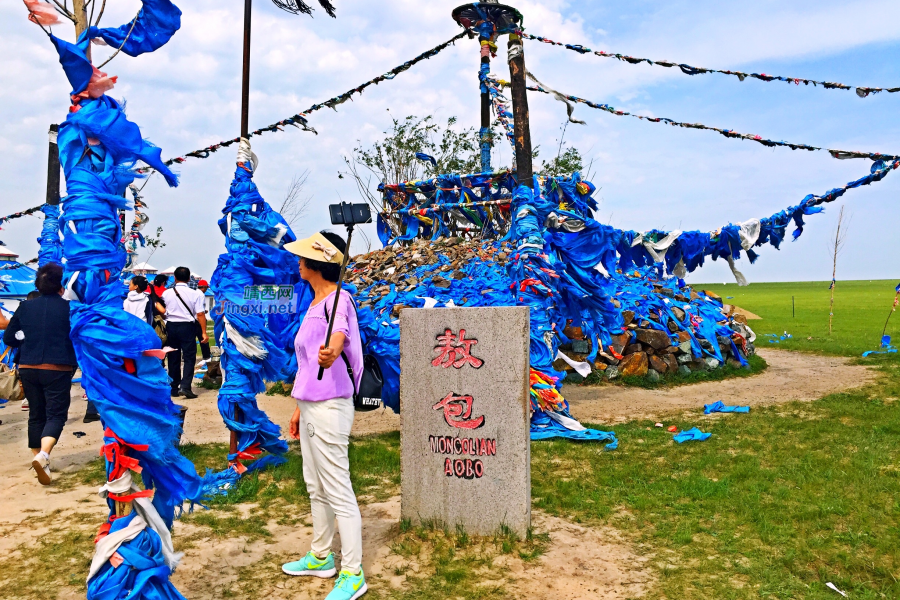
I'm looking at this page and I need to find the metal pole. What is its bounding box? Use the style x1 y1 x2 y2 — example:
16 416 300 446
792 296 795 318
506 31 533 188
240 0 252 140
317 225 355 381
46 124 60 206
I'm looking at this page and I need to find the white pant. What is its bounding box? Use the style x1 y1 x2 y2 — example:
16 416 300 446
297 398 363 573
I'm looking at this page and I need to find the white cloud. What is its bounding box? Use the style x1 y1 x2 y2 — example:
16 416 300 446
0 0 896 284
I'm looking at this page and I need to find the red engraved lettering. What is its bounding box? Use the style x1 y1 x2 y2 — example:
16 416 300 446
461 438 469 454
486 439 496 456
465 459 474 479
430 436 439 453
444 458 453 476
479 439 487 456
432 393 485 429
454 459 465 477
474 460 484 478
431 328 484 369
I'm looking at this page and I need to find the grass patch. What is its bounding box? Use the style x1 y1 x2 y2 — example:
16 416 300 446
185 510 272 541
533 357 900 598
577 352 768 388
373 520 547 599
265 381 292 396
0 516 96 599
198 377 221 390
177 432 401 516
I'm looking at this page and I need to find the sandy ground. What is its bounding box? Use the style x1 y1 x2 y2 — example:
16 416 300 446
564 348 877 425
0 348 876 598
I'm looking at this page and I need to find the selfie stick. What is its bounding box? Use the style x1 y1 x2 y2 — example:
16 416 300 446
317 223 354 381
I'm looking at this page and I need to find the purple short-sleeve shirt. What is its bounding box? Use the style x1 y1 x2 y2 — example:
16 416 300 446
291 290 362 402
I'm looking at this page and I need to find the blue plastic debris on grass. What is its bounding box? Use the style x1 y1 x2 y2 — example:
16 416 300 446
673 427 712 443
529 411 618 449
704 401 749 414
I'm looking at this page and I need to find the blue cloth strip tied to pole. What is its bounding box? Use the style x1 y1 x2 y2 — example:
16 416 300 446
210 140 297 474
37 204 63 267
29 2 237 599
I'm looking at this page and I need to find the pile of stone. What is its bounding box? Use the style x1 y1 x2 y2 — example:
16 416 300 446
346 237 757 384
348 237 512 315
559 288 757 382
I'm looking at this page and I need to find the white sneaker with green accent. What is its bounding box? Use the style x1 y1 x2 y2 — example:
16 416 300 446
325 568 367 600
281 551 336 578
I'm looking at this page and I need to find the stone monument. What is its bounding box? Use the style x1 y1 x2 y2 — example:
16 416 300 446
399 306 531 537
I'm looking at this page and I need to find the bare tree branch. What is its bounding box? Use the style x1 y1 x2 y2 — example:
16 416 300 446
50 0 76 22
828 205 851 335
278 171 312 230
92 0 105 25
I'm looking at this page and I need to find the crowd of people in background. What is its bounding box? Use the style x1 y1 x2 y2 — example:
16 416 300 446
0 263 212 484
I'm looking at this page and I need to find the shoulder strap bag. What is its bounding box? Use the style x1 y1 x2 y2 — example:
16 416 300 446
0 347 24 402
172 286 204 339
324 294 383 412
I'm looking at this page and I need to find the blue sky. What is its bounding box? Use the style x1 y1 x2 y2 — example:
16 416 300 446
1 0 898 285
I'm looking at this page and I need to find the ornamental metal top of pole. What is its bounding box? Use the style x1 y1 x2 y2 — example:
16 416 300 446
452 2 532 188
451 2 522 35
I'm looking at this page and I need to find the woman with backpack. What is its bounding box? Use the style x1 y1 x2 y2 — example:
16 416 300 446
123 275 156 325
280 230 367 600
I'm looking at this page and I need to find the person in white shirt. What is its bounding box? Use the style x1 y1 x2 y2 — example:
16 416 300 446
162 267 208 399
123 276 156 325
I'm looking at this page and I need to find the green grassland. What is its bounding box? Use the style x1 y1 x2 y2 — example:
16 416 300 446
699 279 899 356
532 278 900 598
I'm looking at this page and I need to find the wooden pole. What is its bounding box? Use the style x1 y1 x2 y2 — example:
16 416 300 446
230 0 253 464
72 0 90 60
506 32 533 188
46 124 60 206
479 31 492 173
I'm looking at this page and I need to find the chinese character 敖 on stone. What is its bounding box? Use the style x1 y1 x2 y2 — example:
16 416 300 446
432 328 484 369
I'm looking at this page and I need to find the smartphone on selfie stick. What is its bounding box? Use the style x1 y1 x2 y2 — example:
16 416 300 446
317 202 372 380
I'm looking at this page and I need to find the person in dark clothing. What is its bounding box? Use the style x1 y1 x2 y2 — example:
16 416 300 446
197 279 212 362
162 267 207 399
2 263 77 485
150 274 169 316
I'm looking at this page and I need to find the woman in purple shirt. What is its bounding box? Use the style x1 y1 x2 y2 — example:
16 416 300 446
281 231 368 600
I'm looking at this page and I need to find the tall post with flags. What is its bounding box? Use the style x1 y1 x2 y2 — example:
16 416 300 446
210 0 337 474
21 2 232 598
38 124 63 267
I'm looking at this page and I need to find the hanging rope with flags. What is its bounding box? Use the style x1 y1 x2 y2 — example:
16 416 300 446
520 31 900 98
135 30 469 176
491 74 900 162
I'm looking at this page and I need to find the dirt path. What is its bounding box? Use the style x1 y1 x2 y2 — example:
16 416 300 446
0 348 873 527
563 348 877 424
